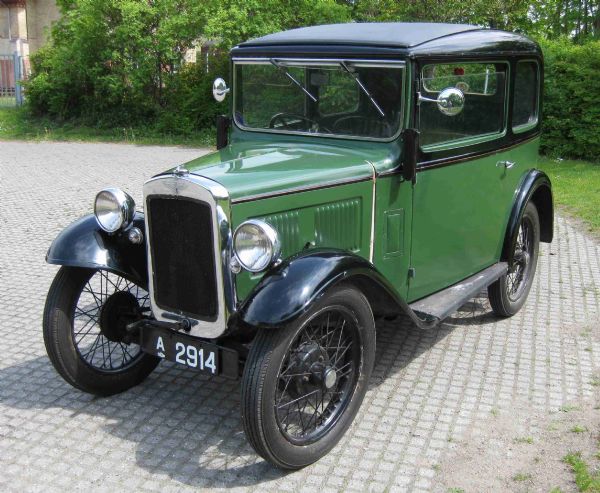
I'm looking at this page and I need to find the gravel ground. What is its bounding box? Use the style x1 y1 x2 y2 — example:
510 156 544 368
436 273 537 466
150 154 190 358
0 141 599 492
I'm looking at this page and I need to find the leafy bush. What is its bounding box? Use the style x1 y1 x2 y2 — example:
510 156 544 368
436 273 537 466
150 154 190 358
25 0 349 135
540 39 600 161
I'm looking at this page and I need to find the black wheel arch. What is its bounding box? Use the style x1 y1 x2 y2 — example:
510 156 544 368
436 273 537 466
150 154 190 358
237 249 433 330
502 169 553 265
45 213 148 289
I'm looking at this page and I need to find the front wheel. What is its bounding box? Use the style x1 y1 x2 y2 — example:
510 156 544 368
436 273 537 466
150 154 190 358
241 285 375 469
488 201 540 317
43 266 160 396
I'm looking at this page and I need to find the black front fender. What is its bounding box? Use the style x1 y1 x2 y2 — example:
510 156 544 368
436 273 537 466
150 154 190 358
46 213 148 288
237 249 431 330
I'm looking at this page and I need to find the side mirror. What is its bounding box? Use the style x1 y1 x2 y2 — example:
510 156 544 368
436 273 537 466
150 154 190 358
402 128 419 183
418 87 465 116
213 78 230 102
436 87 465 116
216 115 230 150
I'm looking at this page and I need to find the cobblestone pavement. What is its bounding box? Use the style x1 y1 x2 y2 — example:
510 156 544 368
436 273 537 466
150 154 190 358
1 141 599 492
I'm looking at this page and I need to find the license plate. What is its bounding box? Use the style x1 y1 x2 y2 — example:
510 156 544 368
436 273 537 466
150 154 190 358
140 325 236 377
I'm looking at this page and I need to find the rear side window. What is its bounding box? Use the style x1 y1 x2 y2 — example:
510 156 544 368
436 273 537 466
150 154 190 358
512 61 539 131
419 62 507 148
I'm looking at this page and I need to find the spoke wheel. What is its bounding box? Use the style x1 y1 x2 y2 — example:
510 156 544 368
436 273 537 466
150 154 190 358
488 202 540 317
74 270 148 372
506 217 534 302
241 285 375 470
275 307 360 445
44 267 160 396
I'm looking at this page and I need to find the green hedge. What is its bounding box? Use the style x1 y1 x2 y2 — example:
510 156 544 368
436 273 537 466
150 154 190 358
539 39 600 162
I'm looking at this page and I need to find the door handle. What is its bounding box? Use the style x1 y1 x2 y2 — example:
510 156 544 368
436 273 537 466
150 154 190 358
496 160 516 169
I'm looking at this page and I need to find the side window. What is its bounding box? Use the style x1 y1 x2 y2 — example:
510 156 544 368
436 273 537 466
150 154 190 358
512 61 539 131
419 62 507 148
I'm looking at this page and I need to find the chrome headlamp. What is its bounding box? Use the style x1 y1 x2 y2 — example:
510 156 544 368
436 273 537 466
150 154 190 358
94 188 135 233
233 219 281 273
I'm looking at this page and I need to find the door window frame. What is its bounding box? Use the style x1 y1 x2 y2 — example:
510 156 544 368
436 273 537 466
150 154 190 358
416 59 511 155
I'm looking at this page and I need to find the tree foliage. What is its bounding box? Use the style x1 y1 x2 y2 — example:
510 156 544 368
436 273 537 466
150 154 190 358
25 0 600 159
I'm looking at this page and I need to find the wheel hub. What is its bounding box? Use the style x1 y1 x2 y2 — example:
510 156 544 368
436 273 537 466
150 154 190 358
323 367 337 389
287 342 339 394
99 291 140 342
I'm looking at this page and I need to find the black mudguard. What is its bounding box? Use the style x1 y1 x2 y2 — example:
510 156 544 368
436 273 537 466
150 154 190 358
46 213 148 288
237 249 436 330
502 169 553 264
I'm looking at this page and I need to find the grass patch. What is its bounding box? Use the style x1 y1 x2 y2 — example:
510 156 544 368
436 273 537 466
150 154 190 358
514 436 534 444
537 157 600 234
513 472 533 482
560 405 581 413
0 107 214 147
571 425 589 434
563 452 600 492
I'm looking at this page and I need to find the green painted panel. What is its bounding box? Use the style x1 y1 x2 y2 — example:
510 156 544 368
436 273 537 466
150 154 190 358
315 199 362 252
384 209 404 257
232 180 372 300
178 134 397 202
371 176 413 298
260 210 304 254
408 138 540 302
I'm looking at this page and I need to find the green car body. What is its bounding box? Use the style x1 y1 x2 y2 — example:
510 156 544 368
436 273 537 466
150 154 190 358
44 22 554 469
47 22 554 337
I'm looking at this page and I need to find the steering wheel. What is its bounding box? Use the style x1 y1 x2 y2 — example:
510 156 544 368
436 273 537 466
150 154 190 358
268 113 331 133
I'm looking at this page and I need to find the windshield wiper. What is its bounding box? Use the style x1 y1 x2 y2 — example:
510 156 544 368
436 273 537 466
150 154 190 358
339 61 385 118
270 59 317 103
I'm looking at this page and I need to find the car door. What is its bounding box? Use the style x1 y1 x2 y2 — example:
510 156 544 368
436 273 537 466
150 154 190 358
407 60 514 302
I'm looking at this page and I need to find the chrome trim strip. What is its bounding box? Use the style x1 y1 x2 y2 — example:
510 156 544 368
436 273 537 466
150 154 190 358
143 174 236 339
366 161 377 263
229 175 372 204
232 57 406 68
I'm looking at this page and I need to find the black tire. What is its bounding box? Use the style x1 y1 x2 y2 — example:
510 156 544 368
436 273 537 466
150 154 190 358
241 285 375 469
488 202 540 317
43 266 160 396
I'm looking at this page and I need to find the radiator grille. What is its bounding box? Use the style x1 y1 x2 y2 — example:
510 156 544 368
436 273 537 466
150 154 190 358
147 196 217 320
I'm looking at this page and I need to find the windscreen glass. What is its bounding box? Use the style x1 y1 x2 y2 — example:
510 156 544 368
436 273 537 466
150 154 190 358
234 61 404 140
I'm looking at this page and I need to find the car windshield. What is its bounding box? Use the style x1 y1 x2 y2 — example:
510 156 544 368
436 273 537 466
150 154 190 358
234 60 404 140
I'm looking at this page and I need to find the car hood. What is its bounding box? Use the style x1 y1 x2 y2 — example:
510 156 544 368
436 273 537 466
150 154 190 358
172 140 398 202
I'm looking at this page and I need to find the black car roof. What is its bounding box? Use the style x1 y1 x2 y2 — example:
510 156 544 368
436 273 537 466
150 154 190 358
238 22 479 48
231 22 542 59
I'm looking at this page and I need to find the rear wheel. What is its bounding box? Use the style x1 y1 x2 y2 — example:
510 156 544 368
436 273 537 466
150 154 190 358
241 285 375 469
43 267 160 396
488 202 540 317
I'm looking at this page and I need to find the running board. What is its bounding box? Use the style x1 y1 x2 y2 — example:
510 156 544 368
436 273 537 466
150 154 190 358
409 262 508 324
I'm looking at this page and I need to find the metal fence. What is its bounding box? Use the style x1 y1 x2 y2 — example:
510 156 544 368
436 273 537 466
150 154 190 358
0 53 30 107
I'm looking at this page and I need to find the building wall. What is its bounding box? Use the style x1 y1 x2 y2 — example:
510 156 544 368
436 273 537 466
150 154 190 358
0 0 59 55
26 0 60 53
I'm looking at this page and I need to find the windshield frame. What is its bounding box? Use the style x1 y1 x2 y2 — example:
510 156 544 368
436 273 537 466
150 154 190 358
232 57 407 143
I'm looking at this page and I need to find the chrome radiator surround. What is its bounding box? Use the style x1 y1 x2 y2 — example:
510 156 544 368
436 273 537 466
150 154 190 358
143 173 236 339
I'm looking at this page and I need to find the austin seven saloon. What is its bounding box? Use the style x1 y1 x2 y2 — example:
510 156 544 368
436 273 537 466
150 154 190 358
44 22 553 469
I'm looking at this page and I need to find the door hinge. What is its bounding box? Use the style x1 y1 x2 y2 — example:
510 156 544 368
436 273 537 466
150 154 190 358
408 267 416 279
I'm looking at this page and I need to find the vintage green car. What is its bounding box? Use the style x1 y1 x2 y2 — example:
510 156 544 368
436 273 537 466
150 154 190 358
44 22 553 469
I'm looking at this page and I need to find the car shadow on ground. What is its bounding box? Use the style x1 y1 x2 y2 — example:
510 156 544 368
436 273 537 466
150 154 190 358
0 294 496 488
